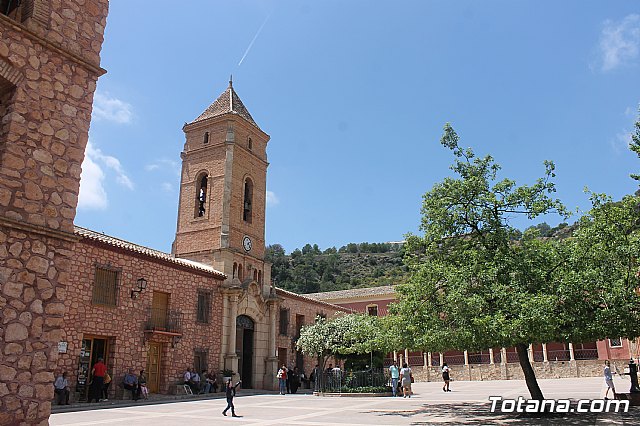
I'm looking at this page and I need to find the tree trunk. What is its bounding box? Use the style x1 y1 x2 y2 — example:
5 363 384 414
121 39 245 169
516 343 544 401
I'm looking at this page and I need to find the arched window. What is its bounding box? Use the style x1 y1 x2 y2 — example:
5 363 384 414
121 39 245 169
195 173 208 218
203 131 209 144
253 270 258 282
233 263 237 279
238 264 243 281
248 137 253 151
243 178 253 223
258 271 262 284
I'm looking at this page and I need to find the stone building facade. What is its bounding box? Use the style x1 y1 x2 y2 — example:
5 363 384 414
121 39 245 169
59 226 225 400
0 1 108 424
53 80 349 402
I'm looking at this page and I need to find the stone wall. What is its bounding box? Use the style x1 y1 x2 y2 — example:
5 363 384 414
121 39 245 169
412 359 606 383
0 1 109 424
58 237 224 400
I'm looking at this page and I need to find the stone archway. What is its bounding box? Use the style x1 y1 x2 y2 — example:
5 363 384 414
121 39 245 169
236 315 255 388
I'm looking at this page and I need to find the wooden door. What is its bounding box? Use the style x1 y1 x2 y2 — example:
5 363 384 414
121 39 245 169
151 292 169 330
146 342 161 393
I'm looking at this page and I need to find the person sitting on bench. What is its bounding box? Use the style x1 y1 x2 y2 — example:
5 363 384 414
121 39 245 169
123 368 140 401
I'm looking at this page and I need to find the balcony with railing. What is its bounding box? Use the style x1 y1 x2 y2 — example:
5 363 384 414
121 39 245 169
144 308 183 335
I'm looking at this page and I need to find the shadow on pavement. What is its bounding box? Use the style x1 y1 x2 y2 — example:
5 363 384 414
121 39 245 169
369 402 640 425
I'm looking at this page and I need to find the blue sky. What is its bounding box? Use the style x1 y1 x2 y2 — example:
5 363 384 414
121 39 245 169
77 1 640 254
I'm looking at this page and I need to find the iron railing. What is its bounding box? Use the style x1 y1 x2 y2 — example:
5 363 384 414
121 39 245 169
144 308 183 334
316 368 390 393
574 348 598 360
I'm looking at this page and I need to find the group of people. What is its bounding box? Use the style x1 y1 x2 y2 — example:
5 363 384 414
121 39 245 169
183 367 219 394
276 365 307 395
388 361 452 397
54 358 150 404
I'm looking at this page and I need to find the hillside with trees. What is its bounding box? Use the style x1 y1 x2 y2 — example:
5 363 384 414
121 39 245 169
266 222 572 295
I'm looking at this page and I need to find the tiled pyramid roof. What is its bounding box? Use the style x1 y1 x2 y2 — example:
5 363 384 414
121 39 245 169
191 79 260 129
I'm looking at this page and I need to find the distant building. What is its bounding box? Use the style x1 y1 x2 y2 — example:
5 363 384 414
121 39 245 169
309 285 638 381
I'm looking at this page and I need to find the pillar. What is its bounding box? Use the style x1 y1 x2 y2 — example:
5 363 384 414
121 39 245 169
439 352 444 366
404 348 409 365
427 352 432 367
542 343 548 362
528 343 534 362
489 348 494 364
569 342 575 361
393 351 397 362
501 348 507 364
464 350 469 365
225 293 239 375
423 352 428 367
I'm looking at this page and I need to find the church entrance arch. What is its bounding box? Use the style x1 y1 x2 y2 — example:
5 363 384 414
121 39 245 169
236 315 255 388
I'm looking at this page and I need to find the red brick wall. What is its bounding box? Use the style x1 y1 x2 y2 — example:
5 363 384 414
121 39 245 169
276 292 349 379
59 238 224 398
333 297 394 316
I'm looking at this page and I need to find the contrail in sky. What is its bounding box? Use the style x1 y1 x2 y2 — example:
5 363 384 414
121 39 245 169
238 13 271 66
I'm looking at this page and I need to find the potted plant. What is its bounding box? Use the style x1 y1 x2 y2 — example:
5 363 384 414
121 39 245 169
221 368 234 383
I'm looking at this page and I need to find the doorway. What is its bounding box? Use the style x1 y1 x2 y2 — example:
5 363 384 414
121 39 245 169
236 315 254 388
146 342 162 393
77 337 108 401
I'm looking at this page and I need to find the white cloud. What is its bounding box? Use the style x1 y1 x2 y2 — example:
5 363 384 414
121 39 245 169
266 190 279 206
78 143 108 210
610 130 631 154
92 92 133 124
78 141 134 210
598 14 640 72
145 159 180 176
161 182 173 193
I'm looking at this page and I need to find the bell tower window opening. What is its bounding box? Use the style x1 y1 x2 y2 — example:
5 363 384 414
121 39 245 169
258 271 262 284
248 137 252 151
203 131 209 144
243 178 253 223
195 173 208 218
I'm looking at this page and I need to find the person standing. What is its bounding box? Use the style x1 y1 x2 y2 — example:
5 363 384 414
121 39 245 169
311 364 320 391
442 363 451 392
604 360 616 399
54 371 70 405
290 367 301 394
389 362 400 397
277 365 287 395
222 378 242 417
399 363 413 398
88 357 107 403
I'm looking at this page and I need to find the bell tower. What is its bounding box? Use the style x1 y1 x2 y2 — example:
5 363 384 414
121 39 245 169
173 78 271 291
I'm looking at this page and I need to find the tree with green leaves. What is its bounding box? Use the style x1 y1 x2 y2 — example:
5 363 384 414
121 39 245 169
296 314 388 372
391 123 569 400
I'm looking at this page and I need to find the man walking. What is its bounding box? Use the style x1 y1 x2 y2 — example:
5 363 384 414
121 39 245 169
389 361 400 397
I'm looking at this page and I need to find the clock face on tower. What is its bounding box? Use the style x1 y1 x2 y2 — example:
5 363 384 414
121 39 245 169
242 236 252 252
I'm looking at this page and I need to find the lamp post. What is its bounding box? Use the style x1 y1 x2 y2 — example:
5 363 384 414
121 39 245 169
130 277 147 299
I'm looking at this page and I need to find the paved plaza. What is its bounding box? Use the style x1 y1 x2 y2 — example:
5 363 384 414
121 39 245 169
50 377 639 425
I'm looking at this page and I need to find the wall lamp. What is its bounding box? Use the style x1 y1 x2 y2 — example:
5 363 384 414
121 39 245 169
130 277 147 299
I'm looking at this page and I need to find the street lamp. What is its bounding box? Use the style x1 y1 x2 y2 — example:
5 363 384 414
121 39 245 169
130 277 147 299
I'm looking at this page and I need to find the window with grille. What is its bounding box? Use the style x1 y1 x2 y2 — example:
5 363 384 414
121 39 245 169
196 291 211 323
279 308 289 336
367 305 378 316
609 338 623 348
92 266 118 306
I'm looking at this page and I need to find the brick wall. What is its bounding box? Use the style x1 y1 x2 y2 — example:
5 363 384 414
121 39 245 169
58 238 224 399
276 291 349 379
0 1 108 423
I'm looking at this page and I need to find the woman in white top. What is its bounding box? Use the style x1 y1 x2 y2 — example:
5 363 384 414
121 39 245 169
442 363 451 392
399 363 412 398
